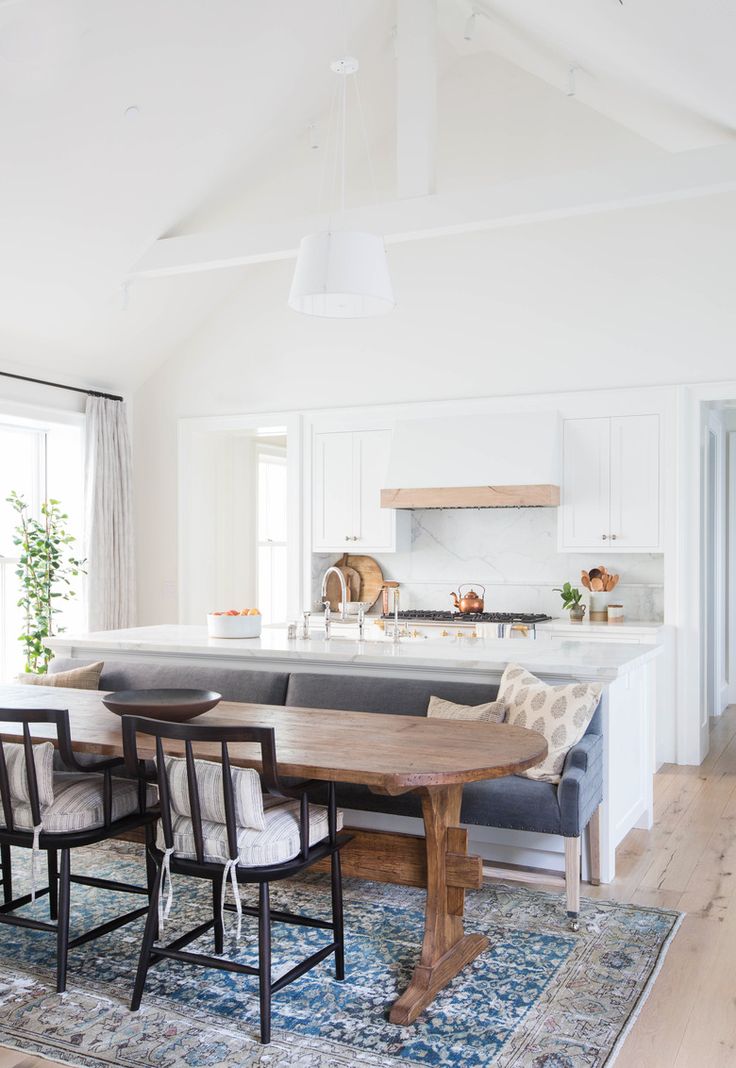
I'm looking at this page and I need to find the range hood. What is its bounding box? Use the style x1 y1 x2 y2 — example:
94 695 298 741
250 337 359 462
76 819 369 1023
381 413 560 509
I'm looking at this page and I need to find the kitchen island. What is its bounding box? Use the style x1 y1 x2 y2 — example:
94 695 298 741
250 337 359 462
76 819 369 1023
47 624 663 883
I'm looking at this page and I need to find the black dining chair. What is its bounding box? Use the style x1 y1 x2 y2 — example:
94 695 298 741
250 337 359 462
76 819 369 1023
0 707 159 992
122 715 350 1045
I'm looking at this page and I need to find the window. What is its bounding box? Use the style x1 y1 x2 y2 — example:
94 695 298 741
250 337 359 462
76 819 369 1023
256 445 287 624
0 417 84 680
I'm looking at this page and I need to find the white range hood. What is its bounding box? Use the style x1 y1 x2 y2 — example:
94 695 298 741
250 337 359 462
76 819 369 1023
381 412 560 509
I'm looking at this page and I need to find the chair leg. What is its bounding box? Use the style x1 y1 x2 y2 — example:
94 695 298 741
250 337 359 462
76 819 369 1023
48 850 58 920
212 874 224 955
131 861 163 1012
564 836 581 932
56 849 71 993
331 849 345 981
144 825 157 896
258 882 271 1044
1 844 11 905
588 805 602 886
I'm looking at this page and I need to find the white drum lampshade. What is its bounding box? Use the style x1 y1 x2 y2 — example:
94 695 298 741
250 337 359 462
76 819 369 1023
288 231 395 318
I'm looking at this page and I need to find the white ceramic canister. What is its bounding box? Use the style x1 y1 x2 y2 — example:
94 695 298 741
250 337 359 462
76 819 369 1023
589 591 611 622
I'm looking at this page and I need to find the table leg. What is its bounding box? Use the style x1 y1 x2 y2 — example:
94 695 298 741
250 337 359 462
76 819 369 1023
389 783 488 1026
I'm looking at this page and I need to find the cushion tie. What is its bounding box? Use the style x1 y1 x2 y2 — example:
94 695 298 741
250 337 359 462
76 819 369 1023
158 847 175 934
220 858 242 942
30 823 43 904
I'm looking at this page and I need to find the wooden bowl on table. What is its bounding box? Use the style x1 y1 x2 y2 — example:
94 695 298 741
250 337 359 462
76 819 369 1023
101 689 222 722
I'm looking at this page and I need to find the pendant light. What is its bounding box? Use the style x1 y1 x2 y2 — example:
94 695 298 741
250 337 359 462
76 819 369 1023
288 56 395 318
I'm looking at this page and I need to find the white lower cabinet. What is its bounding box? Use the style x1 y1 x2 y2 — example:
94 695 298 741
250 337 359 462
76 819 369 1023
560 414 661 552
312 427 398 553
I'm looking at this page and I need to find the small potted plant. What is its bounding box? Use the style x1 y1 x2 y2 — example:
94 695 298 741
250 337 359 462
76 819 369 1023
554 581 586 623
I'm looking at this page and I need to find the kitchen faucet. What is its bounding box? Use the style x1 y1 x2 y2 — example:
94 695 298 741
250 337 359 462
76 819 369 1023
321 566 364 639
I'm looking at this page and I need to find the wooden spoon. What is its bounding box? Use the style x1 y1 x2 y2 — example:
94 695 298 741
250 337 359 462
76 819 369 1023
608 574 619 591
581 573 591 589
589 568 603 580
590 577 604 591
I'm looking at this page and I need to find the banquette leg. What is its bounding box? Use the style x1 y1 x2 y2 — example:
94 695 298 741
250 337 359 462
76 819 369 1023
564 836 581 932
389 784 488 1026
588 805 602 887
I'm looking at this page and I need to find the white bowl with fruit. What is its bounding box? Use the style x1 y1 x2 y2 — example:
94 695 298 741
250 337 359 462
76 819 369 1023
207 608 262 639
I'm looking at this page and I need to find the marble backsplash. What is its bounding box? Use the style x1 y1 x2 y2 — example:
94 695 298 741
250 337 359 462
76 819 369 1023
312 507 664 621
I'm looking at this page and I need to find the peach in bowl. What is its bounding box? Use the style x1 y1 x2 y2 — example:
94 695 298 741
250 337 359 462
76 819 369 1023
207 608 262 639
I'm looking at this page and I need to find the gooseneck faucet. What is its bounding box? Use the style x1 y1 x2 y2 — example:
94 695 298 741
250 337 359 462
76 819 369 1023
321 566 348 639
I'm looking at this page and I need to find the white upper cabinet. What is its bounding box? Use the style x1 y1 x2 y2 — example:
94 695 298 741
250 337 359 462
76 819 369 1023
313 427 398 553
560 414 661 552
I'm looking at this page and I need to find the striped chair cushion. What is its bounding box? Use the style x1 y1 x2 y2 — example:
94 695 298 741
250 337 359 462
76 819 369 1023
6 773 157 833
17 661 104 690
1 741 55 808
163 756 265 832
156 800 343 868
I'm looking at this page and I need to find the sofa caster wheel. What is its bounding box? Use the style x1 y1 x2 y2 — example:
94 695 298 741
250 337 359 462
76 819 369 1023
568 917 580 932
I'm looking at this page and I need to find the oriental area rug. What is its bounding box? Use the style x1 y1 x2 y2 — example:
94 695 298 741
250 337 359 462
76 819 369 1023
0 842 681 1068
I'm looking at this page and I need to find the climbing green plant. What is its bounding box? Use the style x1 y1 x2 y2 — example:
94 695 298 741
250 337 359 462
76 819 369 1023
7 492 85 674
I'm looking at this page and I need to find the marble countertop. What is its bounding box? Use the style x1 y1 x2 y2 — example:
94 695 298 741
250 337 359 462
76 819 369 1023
47 624 662 683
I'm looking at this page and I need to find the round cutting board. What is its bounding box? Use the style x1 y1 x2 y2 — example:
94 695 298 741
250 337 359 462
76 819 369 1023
323 554 385 612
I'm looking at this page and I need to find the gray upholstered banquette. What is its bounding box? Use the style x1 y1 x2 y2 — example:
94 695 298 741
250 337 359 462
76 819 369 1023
49 657 603 923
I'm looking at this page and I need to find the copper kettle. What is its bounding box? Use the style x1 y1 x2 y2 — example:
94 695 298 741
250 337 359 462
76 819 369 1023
451 584 486 614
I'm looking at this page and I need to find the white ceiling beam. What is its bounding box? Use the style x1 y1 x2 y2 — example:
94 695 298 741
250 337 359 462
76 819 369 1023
396 0 437 199
129 144 736 279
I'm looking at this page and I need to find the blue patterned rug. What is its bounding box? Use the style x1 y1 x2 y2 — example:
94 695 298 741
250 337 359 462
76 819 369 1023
0 841 680 1067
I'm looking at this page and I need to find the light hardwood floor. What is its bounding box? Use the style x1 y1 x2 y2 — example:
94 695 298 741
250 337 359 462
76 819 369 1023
2 708 736 1068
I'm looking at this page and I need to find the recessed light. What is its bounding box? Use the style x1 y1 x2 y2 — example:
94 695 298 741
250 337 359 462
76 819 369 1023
124 105 140 119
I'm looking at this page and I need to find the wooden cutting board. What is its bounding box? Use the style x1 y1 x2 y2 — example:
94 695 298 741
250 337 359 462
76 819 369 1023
323 554 385 611
324 554 362 611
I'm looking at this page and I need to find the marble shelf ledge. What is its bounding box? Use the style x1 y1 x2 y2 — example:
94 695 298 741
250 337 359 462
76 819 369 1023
47 624 662 685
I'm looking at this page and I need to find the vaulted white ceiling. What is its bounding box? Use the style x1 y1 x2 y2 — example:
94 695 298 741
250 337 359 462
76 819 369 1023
0 0 732 394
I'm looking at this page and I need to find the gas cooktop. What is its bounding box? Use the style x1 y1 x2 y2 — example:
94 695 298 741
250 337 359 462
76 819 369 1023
380 610 553 624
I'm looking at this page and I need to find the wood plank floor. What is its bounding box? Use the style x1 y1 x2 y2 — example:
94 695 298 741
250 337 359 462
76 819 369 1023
2 708 736 1068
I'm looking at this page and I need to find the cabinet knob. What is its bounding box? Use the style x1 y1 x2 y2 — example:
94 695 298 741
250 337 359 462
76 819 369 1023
611 534 617 541
602 534 608 540
345 535 350 541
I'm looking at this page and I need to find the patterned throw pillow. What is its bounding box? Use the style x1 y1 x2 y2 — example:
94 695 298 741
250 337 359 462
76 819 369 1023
163 756 266 832
18 661 104 691
499 663 601 784
427 695 507 724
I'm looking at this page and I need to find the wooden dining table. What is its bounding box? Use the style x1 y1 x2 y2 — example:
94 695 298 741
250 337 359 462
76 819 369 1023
0 684 547 1026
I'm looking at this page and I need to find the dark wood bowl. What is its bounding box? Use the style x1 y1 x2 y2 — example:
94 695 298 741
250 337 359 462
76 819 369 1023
101 689 222 722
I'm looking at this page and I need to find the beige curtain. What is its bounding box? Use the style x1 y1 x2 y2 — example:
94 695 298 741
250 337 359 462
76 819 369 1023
84 396 135 631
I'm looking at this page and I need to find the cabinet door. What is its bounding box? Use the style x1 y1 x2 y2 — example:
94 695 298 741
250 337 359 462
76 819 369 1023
561 418 611 549
610 414 660 549
353 429 394 550
313 431 354 551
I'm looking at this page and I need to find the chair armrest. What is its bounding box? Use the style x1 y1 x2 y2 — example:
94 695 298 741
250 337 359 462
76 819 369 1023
558 733 604 838
562 732 601 775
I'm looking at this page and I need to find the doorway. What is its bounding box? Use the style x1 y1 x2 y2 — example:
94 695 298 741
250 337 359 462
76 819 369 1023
701 402 736 721
178 415 302 627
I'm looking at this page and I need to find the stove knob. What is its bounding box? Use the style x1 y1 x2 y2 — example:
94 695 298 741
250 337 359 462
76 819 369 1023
412 629 420 638
456 631 464 639
441 629 449 637
470 630 478 640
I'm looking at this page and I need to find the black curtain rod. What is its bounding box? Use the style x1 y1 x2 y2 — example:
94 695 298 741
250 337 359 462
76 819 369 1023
0 370 123 403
